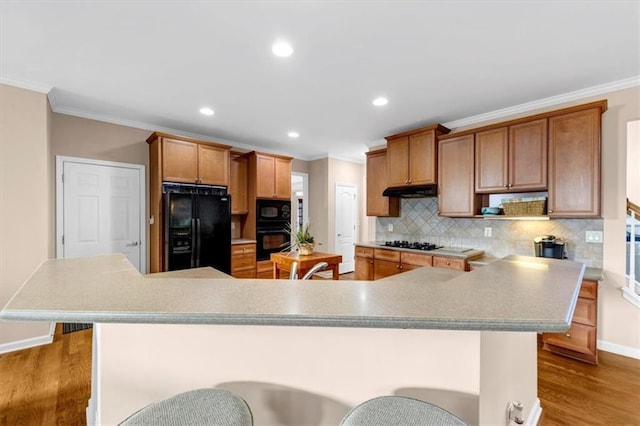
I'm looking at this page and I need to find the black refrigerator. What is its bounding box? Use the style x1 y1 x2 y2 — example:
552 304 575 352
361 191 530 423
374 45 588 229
163 183 231 274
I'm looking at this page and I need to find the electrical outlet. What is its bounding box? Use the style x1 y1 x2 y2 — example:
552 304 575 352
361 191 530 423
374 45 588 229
484 227 492 237
586 230 603 243
388 224 394 232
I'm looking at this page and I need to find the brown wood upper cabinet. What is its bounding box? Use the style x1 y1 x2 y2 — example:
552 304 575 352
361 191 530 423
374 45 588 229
548 107 602 217
438 134 481 217
148 133 230 186
250 152 292 199
385 124 450 187
229 152 248 214
475 119 548 193
366 149 399 217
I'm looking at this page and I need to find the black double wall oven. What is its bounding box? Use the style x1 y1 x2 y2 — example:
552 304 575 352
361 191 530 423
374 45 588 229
256 199 291 261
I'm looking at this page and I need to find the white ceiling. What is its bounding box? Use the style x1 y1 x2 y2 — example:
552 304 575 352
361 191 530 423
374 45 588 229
1 1 638 163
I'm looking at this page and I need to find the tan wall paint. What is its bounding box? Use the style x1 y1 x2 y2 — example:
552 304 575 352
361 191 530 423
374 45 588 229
326 158 366 252
0 84 52 347
50 113 152 269
308 158 329 248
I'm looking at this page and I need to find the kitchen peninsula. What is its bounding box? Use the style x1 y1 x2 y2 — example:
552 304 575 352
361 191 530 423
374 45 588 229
1 254 585 425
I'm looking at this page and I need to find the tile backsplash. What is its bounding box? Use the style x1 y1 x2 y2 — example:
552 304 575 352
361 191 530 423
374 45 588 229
376 198 603 267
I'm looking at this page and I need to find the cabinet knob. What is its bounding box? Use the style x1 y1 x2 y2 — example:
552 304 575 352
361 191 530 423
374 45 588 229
548 209 553 214
399 265 404 270
566 333 571 338
446 261 451 265
369 260 373 264
503 184 508 188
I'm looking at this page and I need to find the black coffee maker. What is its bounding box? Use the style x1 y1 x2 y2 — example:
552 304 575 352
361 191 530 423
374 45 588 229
533 235 566 259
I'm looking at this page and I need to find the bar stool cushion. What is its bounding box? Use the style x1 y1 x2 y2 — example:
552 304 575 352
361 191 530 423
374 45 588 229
119 388 253 426
340 395 467 426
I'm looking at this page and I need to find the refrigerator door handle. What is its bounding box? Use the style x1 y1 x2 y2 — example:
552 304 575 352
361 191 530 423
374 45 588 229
191 218 196 268
195 218 201 267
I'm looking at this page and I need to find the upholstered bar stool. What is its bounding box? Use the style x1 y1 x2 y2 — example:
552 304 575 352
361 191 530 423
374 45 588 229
119 388 253 426
340 395 467 426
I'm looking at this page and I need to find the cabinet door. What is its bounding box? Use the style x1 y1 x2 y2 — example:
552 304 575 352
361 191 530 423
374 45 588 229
255 155 276 198
230 155 248 214
355 256 374 280
509 119 547 191
374 259 401 280
198 144 229 186
366 150 399 217
548 108 601 217
162 138 199 183
386 136 410 187
475 127 508 192
274 157 292 199
409 130 437 185
438 135 480 217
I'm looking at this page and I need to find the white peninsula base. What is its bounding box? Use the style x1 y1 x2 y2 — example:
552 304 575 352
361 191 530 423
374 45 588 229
89 323 540 426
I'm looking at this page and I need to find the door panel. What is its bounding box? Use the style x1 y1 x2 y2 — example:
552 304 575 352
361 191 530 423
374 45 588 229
63 161 142 271
336 184 356 274
198 194 231 274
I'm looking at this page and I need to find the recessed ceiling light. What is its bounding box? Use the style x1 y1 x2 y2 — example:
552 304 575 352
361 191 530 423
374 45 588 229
272 41 293 57
199 107 214 116
288 131 300 138
373 97 388 106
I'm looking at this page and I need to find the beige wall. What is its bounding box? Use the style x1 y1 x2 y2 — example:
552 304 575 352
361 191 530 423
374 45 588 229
326 158 366 251
308 158 329 247
50 113 152 268
0 84 52 348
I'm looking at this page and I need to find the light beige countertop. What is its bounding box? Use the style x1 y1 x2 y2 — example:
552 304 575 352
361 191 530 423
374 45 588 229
356 241 485 260
145 267 232 279
232 238 257 245
1 253 585 332
468 255 603 281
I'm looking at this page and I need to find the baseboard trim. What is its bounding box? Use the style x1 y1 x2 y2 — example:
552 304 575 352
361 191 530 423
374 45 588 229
527 398 542 426
0 322 55 354
598 339 640 360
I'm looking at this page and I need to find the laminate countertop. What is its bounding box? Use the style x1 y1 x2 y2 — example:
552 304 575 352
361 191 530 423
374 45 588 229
356 241 485 260
1 254 585 332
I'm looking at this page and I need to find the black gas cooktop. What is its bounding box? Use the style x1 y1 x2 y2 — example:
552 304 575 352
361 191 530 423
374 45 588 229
382 241 443 251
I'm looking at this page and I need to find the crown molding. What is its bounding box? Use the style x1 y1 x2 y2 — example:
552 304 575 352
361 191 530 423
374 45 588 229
0 77 53 94
443 76 640 130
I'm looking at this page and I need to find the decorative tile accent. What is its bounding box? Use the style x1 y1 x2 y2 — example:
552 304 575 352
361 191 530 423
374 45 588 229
376 198 603 267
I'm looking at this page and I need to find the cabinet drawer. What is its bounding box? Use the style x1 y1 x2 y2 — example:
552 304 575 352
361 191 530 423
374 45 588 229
374 248 400 262
401 252 433 267
579 279 597 300
231 255 256 271
231 243 256 256
573 297 596 327
432 256 466 271
355 246 374 259
544 322 596 356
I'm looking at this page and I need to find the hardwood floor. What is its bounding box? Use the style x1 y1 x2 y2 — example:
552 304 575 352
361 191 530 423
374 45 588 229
0 324 92 425
1 309 638 425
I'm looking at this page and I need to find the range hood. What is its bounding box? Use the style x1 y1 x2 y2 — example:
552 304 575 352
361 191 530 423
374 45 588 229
382 184 438 198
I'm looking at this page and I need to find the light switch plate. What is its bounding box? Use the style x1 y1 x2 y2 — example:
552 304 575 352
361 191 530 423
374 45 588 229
388 224 394 232
586 231 603 243
484 227 492 237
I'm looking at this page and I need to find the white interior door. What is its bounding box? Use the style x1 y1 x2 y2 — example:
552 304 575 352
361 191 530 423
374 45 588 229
58 157 145 272
335 184 356 274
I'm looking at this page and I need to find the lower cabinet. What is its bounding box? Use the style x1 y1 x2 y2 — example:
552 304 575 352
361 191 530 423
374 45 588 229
354 246 374 280
231 243 256 278
355 246 468 280
256 260 274 279
432 256 467 271
542 279 598 365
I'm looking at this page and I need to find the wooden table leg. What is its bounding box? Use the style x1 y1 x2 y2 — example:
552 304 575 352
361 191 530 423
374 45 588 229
332 265 339 280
